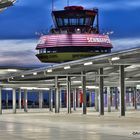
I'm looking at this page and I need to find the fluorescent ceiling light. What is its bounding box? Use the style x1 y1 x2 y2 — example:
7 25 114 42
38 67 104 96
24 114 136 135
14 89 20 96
64 66 71 70
3 88 13 91
47 69 52 73
111 57 120 61
21 75 24 78
84 62 93 66
78 86 99 89
7 69 18 72
33 72 37 75
72 81 81 84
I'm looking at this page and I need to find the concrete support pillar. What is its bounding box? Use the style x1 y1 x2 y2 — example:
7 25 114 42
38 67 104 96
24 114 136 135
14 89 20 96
6 92 8 109
107 87 111 112
119 65 125 116
115 87 118 110
134 87 137 110
39 91 43 109
59 89 62 109
67 76 71 113
89 91 92 107
99 68 104 115
73 88 76 111
49 89 53 112
0 87 2 114
77 91 80 107
12 88 16 114
55 76 59 113
95 89 99 112
81 72 86 114
24 89 28 112
18 89 22 109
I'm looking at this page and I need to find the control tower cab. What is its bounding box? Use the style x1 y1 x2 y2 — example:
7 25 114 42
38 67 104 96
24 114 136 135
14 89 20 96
36 6 113 63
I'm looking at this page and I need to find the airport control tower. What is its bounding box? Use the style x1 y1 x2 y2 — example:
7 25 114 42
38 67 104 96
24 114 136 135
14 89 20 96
36 6 113 63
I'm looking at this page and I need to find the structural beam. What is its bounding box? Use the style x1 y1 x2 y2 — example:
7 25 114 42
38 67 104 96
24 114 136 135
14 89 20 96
119 65 125 116
39 90 43 108
55 76 59 113
81 72 87 114
18 89 22 109
107 87 111 112
24 89 28 112
95 89 99 112
12 88 16 114
73 89 77 111
49 89 53 112
67 76 71 113
0 87 2 114
99 68 104 115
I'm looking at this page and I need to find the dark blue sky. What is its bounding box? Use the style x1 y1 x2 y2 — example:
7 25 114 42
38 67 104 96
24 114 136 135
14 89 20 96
0 0 140 65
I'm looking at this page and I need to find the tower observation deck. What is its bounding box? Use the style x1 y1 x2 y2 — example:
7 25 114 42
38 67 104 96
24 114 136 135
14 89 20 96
36 6 113 63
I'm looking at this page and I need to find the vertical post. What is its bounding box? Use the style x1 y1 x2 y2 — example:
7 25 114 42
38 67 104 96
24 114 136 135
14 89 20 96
119 65 125 116
81 71 86 114
73 88 77 111
6 92 8 109
39 90 43 109
89 90 92 107
107 87 111 112
49 89 53 112
18 88 22 109
115 87 118 110
24 89 28 112
99 68 104 115
134 87 137 110
60 88 62 109
95 88 99 112
0 87 2 114
12 88 16 114
67 76 71 113
77 91 80 108
55 76 59 113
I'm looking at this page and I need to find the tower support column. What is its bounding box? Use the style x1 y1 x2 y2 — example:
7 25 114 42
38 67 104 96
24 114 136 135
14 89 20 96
49 89 53 112
24 89 28 112
55 76 60 113
39 91 43 109
67 76 71 113
107 87 111 112
99 68 104 115
119 65 125 116
73 88 77 111
12 88 16 114
81 72 86 114
18 89 22 109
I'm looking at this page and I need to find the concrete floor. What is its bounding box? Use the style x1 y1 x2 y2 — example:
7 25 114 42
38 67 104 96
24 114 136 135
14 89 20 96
0 112 140 140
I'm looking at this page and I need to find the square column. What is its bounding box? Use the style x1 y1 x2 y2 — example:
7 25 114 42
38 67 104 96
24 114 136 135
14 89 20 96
49 89 53 112
6 92 8 109
119 65 125 116
95 89 99 112
24 89 28 112
107 87 111 112
67 76 71 113
73 89 77 111
55 76 60 113
0 87 2 114
18 89 22 109
134 87 137 110
39 91 43 109
99 68 104 115
12 88 16 114
81 72 86 114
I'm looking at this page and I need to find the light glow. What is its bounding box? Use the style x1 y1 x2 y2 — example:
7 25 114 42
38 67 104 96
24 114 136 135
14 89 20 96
84 62 93 66
64 66 71 70
111 56 120 61
47 69 52 73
